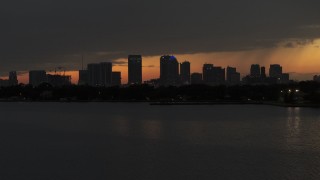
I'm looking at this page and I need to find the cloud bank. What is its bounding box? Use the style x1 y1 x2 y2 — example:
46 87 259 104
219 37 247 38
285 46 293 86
1 0 320 73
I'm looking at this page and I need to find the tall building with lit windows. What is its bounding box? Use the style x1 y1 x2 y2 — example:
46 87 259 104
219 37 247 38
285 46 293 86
128 55 142 84
160 55 179 86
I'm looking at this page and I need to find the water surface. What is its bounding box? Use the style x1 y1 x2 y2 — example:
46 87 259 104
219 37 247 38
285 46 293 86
1 103 320 180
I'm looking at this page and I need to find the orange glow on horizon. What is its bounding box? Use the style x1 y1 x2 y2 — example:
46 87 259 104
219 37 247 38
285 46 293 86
11 39 320 84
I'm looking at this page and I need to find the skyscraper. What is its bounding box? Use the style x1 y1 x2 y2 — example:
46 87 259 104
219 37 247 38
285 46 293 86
180 61 191 84
87 63 100 86
112 72 121 86
87 62 112 87
29 70 47 86
160 55 179 86
78 70 88 85
260 66 266 79
203 64 225 85
203 64 214 84
100 62 112 86
9 71 18 86
128 55 142 84
250 64 261 77
269 64 282 78
226 66 240 85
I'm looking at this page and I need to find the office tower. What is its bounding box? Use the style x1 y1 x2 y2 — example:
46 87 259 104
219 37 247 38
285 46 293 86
9 71 18 86
269 64 283 78
250 64 261 77
128 55 142 84
29 70 47 86
112 72 121 86
160 55 179 86
180 61 191 84
47 74 71 87
78 70 88 85
100 62 112 86
191 73 203 84
280 73 290 84
226 66 240 85
203 64 225 85
87 63 101 86
261 66 266 79
203 64 214 83
212 67 225 84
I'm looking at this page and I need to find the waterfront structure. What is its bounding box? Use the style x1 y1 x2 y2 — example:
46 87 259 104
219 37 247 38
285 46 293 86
112 72 121 86
180 61 191 84
191 73 203 84
128 55 142 84
29 70 47 86
160 55 179 86
226 66 240 85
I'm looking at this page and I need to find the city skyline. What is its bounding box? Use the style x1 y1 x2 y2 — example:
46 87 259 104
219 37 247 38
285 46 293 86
1 1 320 82
0 54 305 86
2 52 319 85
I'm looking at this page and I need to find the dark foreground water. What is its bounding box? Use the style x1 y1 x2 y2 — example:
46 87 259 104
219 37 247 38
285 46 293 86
1 103 320 180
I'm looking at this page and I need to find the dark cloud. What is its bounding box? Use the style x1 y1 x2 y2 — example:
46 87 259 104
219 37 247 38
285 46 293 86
1 0 320 73
283 39 314 48
284 42 296 48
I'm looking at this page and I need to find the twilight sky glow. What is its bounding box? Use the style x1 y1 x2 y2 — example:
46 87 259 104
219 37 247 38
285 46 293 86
1 0 320 83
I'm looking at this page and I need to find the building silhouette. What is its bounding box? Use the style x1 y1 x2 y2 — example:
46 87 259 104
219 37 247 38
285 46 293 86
260 66 266 79
29 70 47 86
191 73 203 84
112 72 121 86
226 66 240 85
280 73 290 84
203 64 214 84
180 61 191 84
47 74 71 87
87 62 112 87
87 63 100 86
269 64 282 79
203 64 225 85
78 70 88 85
100 62 112 86
0 71 18 87
250 64 261 78
9 71 18 86
160 55 179 86
269 64 290 83
128 55 142 84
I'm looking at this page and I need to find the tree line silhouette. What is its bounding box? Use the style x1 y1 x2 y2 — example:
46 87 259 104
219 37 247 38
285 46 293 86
0 81 319 104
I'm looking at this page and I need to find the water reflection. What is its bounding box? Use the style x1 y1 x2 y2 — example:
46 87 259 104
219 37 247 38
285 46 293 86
112 116 130 137
286 107 302 150
140 120 163 140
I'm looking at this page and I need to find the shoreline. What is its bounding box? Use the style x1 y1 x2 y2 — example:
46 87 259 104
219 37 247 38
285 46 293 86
0 99 319 108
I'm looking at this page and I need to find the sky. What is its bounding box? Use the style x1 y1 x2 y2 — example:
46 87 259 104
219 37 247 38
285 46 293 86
1 0 320 83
